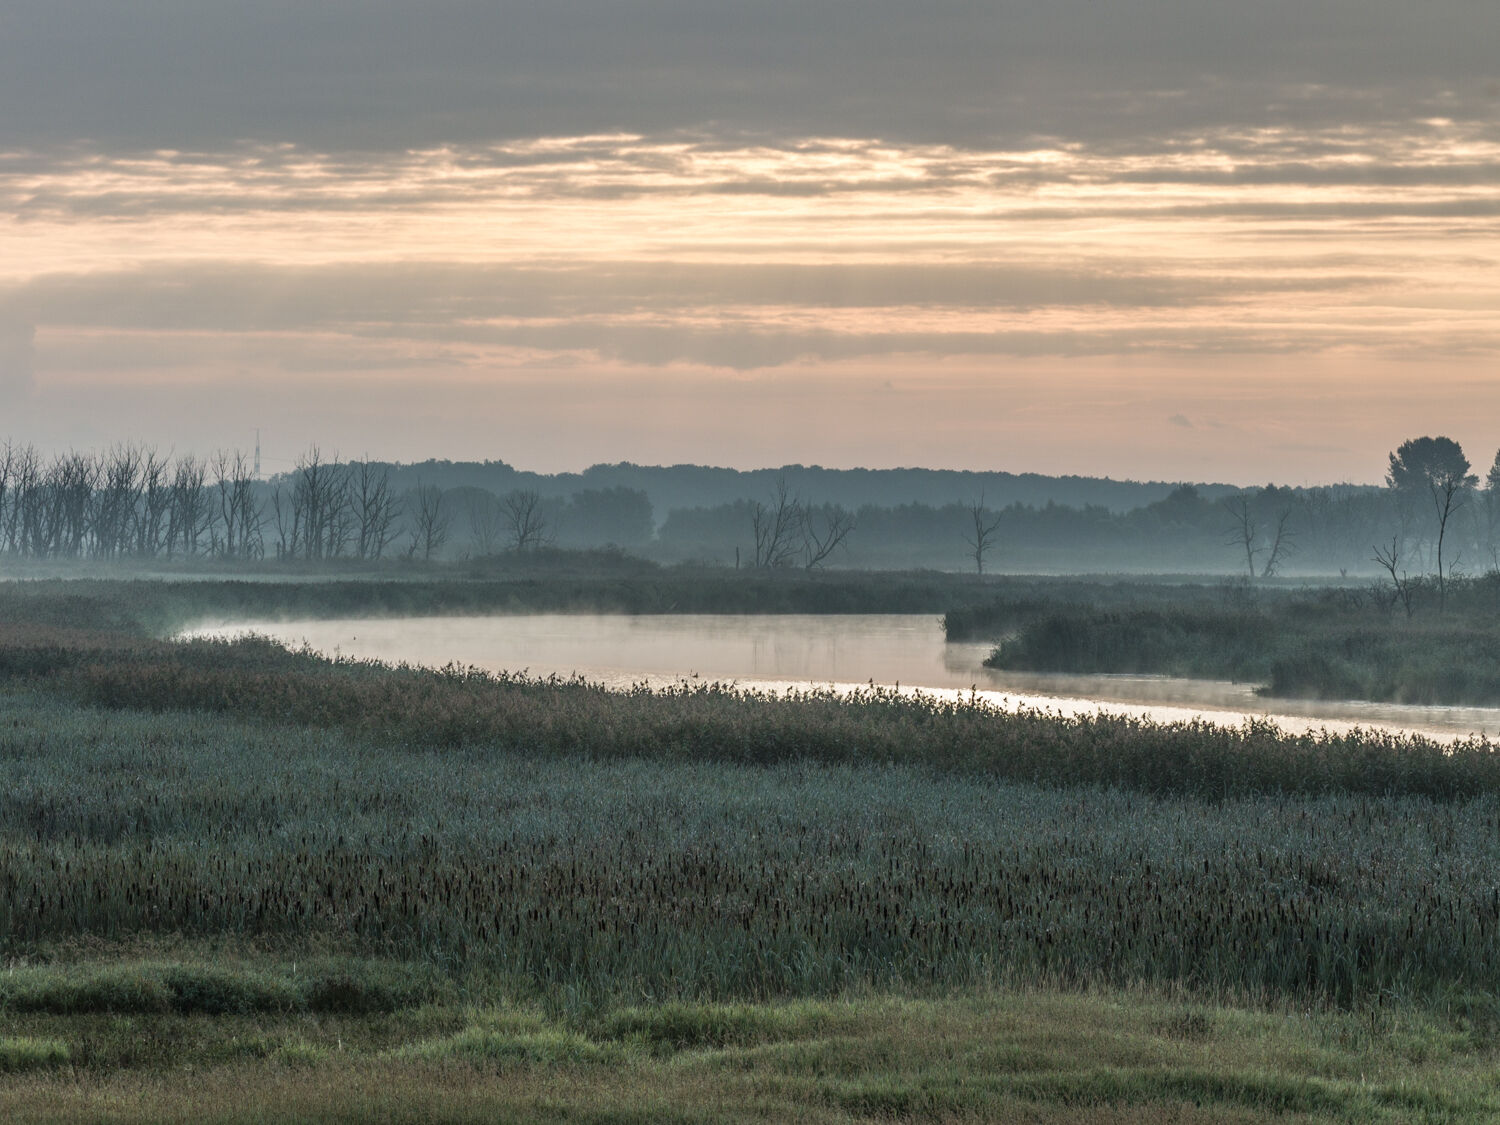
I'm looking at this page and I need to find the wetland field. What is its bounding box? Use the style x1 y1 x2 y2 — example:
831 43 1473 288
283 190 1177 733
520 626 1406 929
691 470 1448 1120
4 571 1500 1122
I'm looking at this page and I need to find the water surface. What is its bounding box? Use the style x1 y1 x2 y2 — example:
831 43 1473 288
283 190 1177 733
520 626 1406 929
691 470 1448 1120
188 613 1500 743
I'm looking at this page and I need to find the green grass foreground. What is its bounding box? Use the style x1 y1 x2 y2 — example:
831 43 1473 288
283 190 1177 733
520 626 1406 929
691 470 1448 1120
5 579 1500 1119
4 979 1498 1123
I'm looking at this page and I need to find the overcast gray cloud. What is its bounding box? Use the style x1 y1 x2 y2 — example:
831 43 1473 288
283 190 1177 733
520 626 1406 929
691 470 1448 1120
2 1 1496 152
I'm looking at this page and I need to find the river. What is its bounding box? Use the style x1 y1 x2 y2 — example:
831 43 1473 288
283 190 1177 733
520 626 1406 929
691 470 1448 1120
185 613 1500 742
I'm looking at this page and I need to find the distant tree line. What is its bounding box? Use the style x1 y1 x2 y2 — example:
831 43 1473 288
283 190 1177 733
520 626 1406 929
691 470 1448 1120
2 435 1495 577
0 443 654 564
652 437 1500 578
355 459 1243 517
0 443 264 561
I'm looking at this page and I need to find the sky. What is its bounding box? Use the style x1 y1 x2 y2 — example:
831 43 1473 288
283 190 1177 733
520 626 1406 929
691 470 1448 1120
2 1 1497 484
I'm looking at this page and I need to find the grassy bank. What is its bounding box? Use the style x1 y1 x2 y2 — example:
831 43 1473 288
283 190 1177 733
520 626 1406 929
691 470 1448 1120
4 979 1499 1123
0 568 1006 640
948 575 1500 705
0 567 1311 640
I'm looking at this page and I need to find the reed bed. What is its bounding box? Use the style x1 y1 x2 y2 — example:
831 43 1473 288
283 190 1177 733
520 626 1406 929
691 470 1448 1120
3 687 1500 1012
44 631 1500 801
963 586 1500 706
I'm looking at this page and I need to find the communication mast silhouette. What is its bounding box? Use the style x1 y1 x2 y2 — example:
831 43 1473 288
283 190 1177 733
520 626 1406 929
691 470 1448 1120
254 429 261 480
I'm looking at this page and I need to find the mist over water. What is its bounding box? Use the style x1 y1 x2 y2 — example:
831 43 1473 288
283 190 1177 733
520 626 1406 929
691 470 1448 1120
188 613 1500 743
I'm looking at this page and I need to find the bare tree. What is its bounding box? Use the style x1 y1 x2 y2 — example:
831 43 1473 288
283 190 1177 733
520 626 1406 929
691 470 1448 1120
1372 535 1416 618
211 450 236 558
290 447 352 560
465 491 506 556
501 489 553 552
1223 495 1260 579
0 442 13 556
212 449 263 559
167 455 212 557
1260 507 1296 578
8 444 42 556
235 455 265 559
800 503 855 569
750 475 802 568
91 445 144 559
294 448 332 559
135 449 172 557
964 495 1003 576
48 452 97 558
270 485 300 561
352 462 401 560
407 483 450 561
324 483 357 559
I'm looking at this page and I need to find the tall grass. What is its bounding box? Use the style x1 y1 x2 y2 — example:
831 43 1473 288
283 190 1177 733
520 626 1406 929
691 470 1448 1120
3 687 1500 1010
29 630 1500 800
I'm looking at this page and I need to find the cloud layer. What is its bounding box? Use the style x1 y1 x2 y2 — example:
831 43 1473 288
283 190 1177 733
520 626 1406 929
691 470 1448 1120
2 4 1497 479
4 2 1497 150
6 130 1493 372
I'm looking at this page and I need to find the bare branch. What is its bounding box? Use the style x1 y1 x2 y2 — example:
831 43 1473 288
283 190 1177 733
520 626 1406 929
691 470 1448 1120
963 494 1002 576
501 489 553 552
801 504 855 569
1260 507 1296 578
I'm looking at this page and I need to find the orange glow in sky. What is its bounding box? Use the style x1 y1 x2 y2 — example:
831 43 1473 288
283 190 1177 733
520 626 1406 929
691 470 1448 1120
3 122 1498 482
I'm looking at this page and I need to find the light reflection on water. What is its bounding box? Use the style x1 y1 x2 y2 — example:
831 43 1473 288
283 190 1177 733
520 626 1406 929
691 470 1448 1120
185 613 1500 744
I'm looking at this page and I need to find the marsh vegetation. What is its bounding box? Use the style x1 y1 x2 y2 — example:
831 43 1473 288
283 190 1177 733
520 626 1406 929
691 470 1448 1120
954 574 1500 705
5 577 1500 1120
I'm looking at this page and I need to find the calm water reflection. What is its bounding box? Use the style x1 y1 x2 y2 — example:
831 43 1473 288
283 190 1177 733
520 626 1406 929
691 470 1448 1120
188 613 1500 743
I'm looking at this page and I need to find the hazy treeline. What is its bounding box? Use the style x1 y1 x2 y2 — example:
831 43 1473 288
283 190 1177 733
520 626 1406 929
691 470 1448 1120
0 443 653 563
340 446 1500 576
653 481 1478 575
660 436 1500 576
0 440 1228 569
4 436 1497 576
353 459 1242 517
0 443 262 562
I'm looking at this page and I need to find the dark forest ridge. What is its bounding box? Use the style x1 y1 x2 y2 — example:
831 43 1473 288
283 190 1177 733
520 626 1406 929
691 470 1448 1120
339 459 1255 519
